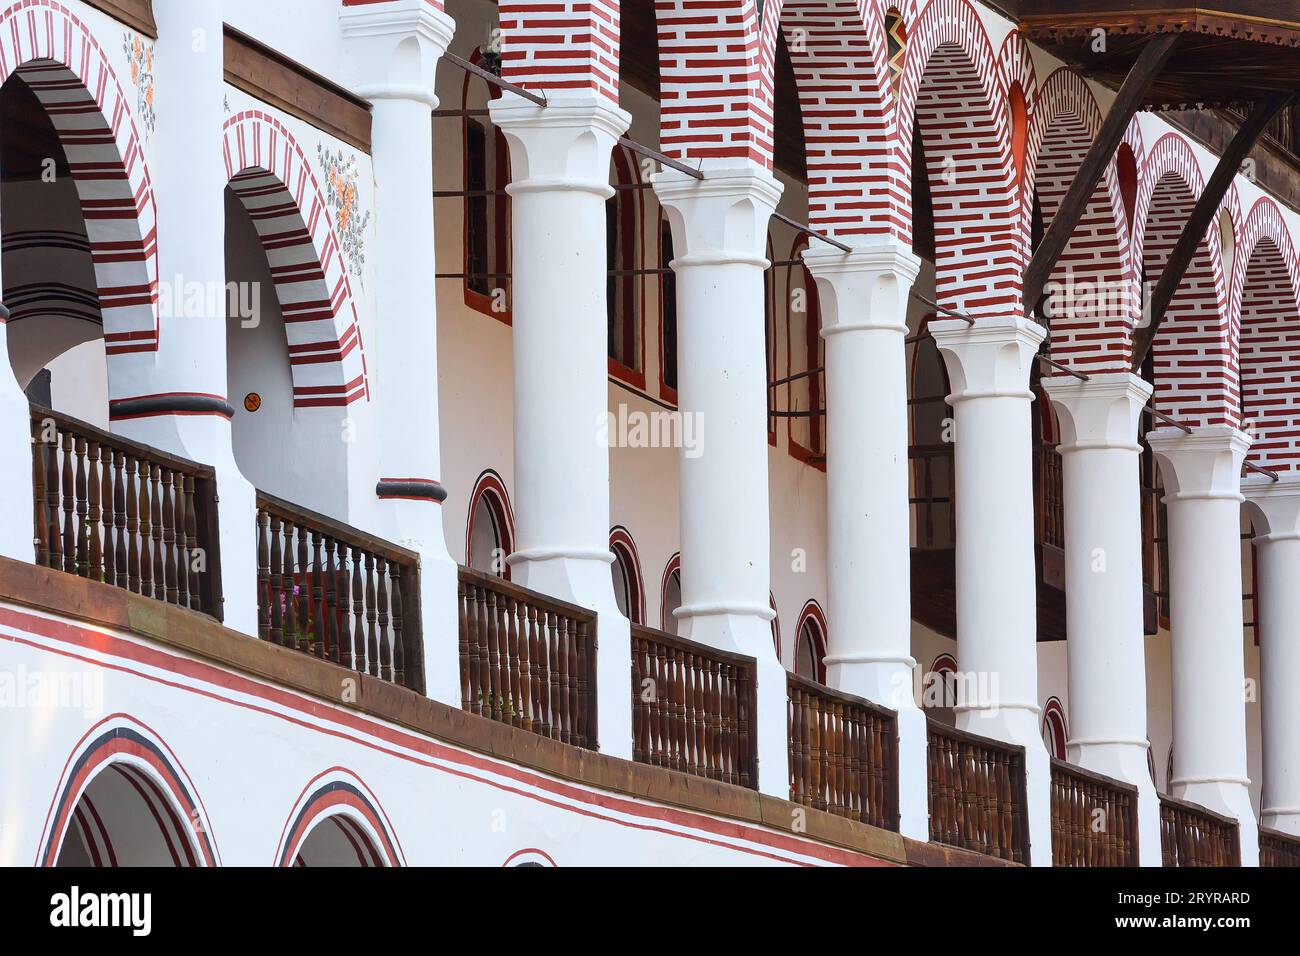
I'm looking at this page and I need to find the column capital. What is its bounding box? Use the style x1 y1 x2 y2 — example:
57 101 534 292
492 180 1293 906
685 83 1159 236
930 316 1046 402
1243 474 1300 541
1043 372 1152 454
802 238 920 337
490 93 631 199
1146 425 1251 502
652 167 784 266
341 0 455 106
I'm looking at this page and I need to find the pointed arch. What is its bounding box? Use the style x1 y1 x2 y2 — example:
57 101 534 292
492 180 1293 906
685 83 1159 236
276 767 404 867
0 0 159 358
767 0 895 237
894 0 1021 315
657 0 775 167
38 715 217 867
222 110 369 408
1234 198 1300 471
1134 134 1235 427
1028 68 1138 370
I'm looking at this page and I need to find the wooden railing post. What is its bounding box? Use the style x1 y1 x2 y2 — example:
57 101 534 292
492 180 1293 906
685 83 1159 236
926 718 1030 863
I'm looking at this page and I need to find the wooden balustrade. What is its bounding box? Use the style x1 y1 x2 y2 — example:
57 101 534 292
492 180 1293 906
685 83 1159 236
1049 759 1139 866
30 406 221 616
257 492 423 692
1260 828 1300 867
1158 794 1240 867
630 624 756 787
927 720 1030 863
458 567 597 749
787 674 899 831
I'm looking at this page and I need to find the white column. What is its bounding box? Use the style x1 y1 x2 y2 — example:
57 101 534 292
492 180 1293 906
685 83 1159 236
343 0 459 704
930 315 1051 864
1044 372 1161 865
111 0 258 633
1243 475 1300 838
653 168 787 797
490 92 633 756
1147 425 1258 864
803 238 927 839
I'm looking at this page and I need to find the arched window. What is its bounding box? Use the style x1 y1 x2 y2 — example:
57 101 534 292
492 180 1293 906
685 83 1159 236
660 554 682 634
466 470 515 579
1042 697 1068 760
460 48 511 323
924 653 959 726
607 146 642 386
794 601 828 683
609 526 646 625
659 212 678 400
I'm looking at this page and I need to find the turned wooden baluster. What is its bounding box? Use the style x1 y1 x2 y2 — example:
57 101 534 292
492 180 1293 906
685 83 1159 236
375 556 391 680
113 452 128 590
100 443 116 587
324 538 340 665
312 536 326 661
268 514 285 646
257 510 271 642
390 562 405 687
457 579 472 708
31 418 50 568
171 471 188 609
160 468 177 605
125 456 141 594
351 546 367 675
85 441 103 583
149 462 165 601
475 585 492 719
296 526 311 653
72 435 89 578
183 476 200 611
138 461 155 599
60 431 77 575
363 553 379 677
529 605 545 735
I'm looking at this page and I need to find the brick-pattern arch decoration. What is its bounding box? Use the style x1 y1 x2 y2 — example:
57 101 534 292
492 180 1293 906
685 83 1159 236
893 0 1021 316
1027 68 1137 372
1233 197 1300 471
1133 133 1236 427
0 0 158 356
37 714 218 867
996 28 1037 213
768 0 895 238
223 111 369 408
275 767 404 867
657 0 775 167
497 0 620 104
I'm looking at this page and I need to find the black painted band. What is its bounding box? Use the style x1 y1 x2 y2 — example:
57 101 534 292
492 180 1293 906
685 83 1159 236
376 480 449 504
110 394 236 420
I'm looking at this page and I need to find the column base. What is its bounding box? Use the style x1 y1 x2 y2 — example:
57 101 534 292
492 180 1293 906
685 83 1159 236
511 550 633 760
1261 808 1300 837
1174 778 1259 865
1069 740 1163 866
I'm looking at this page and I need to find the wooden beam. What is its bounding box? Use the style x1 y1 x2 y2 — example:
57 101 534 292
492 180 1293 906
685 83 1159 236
1131 93 1294 370
223 26 372 153
1022 33 1180 316
82 0 156 38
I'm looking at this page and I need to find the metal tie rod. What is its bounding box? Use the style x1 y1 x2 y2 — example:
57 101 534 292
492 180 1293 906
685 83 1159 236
1139 407 1278 481
910 293 976 326
771 211 852 253
619 137 703 180
443 53 547 107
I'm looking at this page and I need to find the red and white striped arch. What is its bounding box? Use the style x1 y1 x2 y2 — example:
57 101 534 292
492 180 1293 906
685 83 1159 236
38 714 217 867
1233 197 1300 471
223 110 369 408
498 0 620 103
0 0 158 354
894 0 1021 316
770 0 895 238
1134 133 1236 427
658 0 775 168
1028 68 1137 371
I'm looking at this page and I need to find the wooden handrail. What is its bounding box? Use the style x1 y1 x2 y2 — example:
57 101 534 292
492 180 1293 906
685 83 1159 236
1049 759 1139 866
1158 793 1241 867
458 567 598 749
30 405 222 618
927 719 1030 863
630 624 757 788
1260 827 1300 867
256 492 423 692
787 673 899 831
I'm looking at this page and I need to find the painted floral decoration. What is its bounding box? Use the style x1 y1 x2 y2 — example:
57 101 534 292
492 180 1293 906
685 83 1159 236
318 145 371 279
123 33 156 136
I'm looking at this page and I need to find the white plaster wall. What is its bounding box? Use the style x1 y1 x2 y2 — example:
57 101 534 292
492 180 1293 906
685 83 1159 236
0 603 876 867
